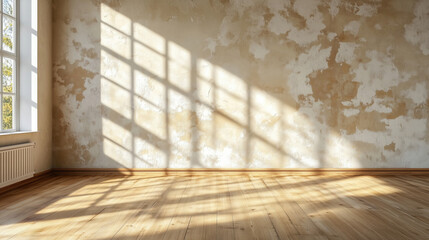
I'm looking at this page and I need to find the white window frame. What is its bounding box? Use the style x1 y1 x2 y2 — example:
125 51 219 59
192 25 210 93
19 0 37 133
0 0 19 133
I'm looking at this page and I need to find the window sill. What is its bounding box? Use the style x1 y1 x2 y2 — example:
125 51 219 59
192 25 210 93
0 131 38 136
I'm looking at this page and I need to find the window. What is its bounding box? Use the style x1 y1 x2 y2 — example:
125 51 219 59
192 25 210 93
0 0 17 132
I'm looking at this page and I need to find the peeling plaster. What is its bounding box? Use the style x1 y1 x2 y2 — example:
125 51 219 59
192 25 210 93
268 14 291 35
344 21 361 36
405 0 429 55
343 108 360 117
53 0 429 169
249 41 270 60
286 45 332 102
335 42 358 65
327 32 337 41
352 51 414 106
328 0 341 18
402 82 427 105
345 1 381 17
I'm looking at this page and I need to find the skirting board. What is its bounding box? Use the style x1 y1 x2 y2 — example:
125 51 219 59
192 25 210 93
0 169 53 195
53 168 429 176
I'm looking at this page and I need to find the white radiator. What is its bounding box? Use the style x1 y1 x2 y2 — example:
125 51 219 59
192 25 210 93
0 142 35 188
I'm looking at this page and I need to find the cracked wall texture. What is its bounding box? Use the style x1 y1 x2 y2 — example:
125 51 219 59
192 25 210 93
53 0 429 168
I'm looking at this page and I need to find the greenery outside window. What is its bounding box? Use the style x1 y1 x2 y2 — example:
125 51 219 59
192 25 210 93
0 0 17 132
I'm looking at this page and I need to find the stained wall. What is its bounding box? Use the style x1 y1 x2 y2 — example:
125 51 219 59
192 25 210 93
53 0 429 168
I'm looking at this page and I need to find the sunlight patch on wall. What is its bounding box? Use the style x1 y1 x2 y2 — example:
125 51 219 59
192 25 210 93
134 41 166 80
134 22 165 55
133 136 165 167
134 107 166 140
101 22 131 60
100 3 131 35
325 131 360 168
101 50 131 90
102 117 132 151
168 41 191 92
100 76 132 119
251 88 282 145
196 59 214 109
133 70 166 111
103 137 133 166
215 67 248 126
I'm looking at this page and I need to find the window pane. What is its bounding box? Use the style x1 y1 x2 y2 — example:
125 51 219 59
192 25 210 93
2 57 14 93
2 95 14 130
2 0 14 16
2 16 15 53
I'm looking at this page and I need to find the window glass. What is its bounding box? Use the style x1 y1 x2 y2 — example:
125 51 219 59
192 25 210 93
0 0 17 132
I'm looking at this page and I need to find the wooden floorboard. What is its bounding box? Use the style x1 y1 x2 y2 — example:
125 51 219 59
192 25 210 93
1 175 429 240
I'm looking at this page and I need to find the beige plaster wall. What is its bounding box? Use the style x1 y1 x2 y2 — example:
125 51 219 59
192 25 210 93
0 0 52 173
53 0 429 168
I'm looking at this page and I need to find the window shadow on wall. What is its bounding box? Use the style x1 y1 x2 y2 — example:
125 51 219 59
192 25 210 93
94 1 361 170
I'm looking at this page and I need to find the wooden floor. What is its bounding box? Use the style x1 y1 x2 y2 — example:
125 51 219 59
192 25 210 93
1 174 429 240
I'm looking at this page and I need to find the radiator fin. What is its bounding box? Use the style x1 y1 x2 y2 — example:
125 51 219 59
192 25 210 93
0 143 35 188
